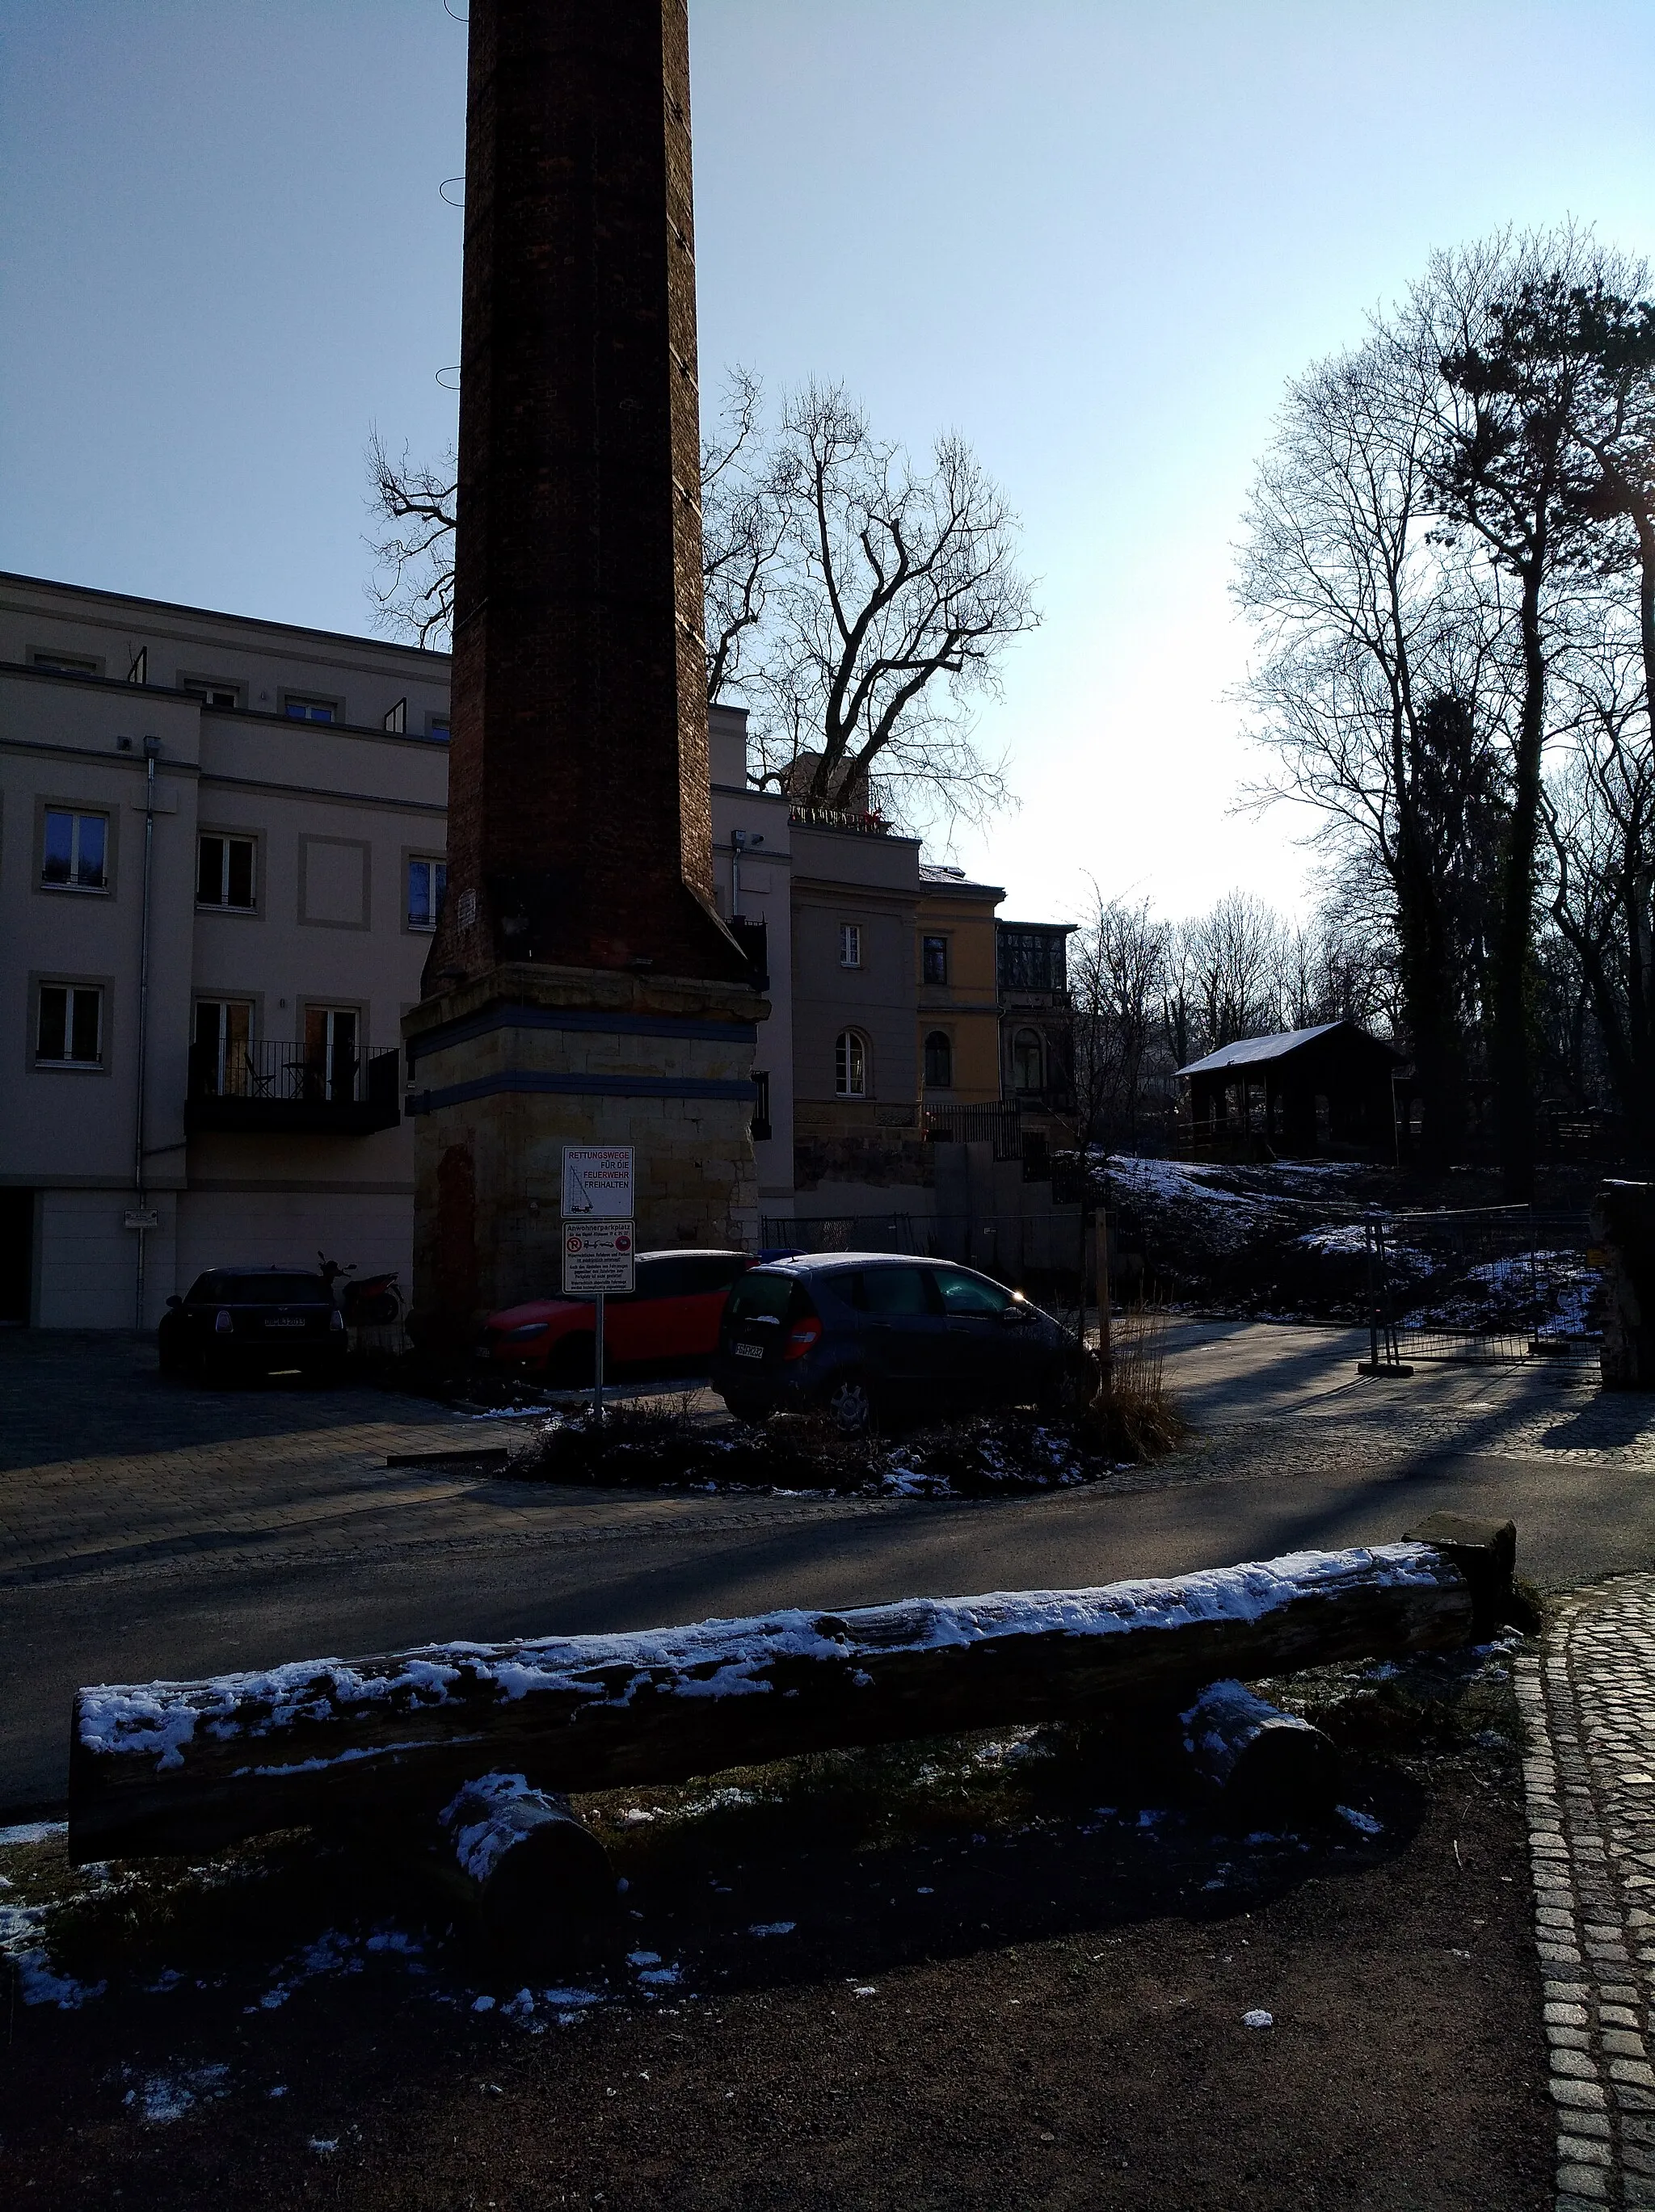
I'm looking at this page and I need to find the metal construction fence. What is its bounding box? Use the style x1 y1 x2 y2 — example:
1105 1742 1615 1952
1364 1205 1598 1368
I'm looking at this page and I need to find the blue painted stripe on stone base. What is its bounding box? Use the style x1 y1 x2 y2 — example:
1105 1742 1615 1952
406 1001 759 1064
408 1069 760 1115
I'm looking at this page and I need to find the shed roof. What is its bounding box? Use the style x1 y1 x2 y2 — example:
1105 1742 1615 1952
1177 1020 1398 1079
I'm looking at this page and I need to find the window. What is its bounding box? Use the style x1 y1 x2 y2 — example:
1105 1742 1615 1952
835 1029 866 1098
194 999 253 1095
283 693 338 723
427 713 452 742
1013 1028 1044 1093
922 935 950 986
196 833 256 910
383 698 407 734
41 809 107 892
932 1268 1012 1316
998 928 1068 994
36 985 103 1066
838 922 862 969
924 1030 954 1090
304 1006 360 1102
182 678 241 709
32 650 100 678
752 1069 773 1142
407 856 448 931
848 1266 933 1316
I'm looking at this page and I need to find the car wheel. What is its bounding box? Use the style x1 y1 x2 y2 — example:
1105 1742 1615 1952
821 1374 874 1436
548 1335 596 1388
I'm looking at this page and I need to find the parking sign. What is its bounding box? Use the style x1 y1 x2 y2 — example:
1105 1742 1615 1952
562 1222 636 1297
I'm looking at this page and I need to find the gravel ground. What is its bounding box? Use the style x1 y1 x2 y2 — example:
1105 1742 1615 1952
0 1650 1551 2211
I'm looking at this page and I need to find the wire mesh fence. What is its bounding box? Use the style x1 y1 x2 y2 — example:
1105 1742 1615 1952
1364 1206 1598 1368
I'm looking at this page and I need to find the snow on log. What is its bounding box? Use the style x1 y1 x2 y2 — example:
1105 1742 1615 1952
67 1534 1508 1862
434 1771 616 1958
1176 1680 1341 1816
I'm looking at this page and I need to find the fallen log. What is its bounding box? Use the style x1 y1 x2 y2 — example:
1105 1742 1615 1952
432 1771 616 1959
67 1531 1514 1863
1175 1680 1340 1818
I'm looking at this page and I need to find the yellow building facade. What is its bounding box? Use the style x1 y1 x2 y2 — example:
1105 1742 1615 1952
916 865 1005 1107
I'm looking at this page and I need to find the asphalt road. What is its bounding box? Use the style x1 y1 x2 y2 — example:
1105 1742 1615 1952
5 1320 1653 1815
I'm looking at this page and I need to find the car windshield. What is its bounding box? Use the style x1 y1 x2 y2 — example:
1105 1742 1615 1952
726 1270 796 1323
194 1274 328 1304
932 1268 1012 1316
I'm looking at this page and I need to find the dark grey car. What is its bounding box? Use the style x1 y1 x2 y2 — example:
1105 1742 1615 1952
712 1253 1092 1432
157 1268 347 1385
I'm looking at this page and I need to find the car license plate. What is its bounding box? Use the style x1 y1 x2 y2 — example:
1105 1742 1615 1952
264 1318 306 1329
734 1340 764 1360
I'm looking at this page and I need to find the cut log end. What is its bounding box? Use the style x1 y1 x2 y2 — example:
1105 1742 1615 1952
439 1773 616 1964
1179 1680 1341 1819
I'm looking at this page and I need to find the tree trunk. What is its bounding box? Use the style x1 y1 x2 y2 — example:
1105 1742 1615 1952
1175 1679 1341 1818
69 1537 1511 1863
432 1770 617 1962
1492 565 1548 1200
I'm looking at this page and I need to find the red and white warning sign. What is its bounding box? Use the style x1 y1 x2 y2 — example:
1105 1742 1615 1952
561 1221 635 1298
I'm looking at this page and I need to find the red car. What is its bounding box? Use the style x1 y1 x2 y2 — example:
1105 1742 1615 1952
477 1249 756 1385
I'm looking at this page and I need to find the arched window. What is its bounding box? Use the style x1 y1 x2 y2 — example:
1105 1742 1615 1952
1013 1027 1044 1093
835 1029 867 1098
923 1030 954 1090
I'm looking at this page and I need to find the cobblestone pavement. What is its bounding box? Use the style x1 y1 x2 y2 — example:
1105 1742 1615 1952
1520 1581 1655 2210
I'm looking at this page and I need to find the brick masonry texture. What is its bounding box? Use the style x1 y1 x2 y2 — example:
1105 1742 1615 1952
1518 1580 1655 2210
433 0 738 986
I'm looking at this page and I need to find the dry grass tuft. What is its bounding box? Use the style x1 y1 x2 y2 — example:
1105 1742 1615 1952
1080 1303 1189 1462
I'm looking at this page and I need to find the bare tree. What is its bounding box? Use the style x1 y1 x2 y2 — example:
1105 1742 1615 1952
1068 889 1169 1148
1234 316 1507 1167
746 383 1038 831
1420 228 1634 1192
1178 891 1287 1055
364 368 788 694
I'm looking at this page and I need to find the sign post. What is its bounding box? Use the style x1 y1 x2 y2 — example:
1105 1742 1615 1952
561 1148 634 1422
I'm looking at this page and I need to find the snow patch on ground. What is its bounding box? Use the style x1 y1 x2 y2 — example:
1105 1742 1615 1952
0 1821 69 1848
123 2063 229 2124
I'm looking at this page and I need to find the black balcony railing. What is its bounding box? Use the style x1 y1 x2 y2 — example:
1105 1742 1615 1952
921 1100 1023 1160
186 1041 401 1135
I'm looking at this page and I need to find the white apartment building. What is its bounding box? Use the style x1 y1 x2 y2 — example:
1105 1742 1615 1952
0 573 451 1327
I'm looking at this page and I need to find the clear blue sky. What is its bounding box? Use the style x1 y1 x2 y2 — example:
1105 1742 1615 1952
4 2 1653 927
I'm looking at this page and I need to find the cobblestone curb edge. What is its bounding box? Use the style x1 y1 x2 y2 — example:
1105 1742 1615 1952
1519 1584 1655 2210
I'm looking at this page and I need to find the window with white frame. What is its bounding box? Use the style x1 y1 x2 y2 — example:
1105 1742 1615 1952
32 650 100 677
40 809 108 891
835 1029 867 1097
282 693 339 722
407 856 448 930
838 922 862 969
196 833 256 910
36 984 103 1066
182 678 241 709
427 712 451 742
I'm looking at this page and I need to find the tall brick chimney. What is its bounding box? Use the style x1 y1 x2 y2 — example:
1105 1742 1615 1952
405 0 762 1332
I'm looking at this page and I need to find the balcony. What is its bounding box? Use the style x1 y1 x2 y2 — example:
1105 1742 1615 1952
186 1041 402 1136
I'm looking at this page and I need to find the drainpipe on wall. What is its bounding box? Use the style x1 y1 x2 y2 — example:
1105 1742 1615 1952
133 735 159 1334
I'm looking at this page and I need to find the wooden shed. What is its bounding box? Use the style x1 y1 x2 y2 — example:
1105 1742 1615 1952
1178 1020 1403 1159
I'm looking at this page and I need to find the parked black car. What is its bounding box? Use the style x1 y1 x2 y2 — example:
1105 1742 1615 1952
158 1268 348 1385
712 1253 1093 1432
